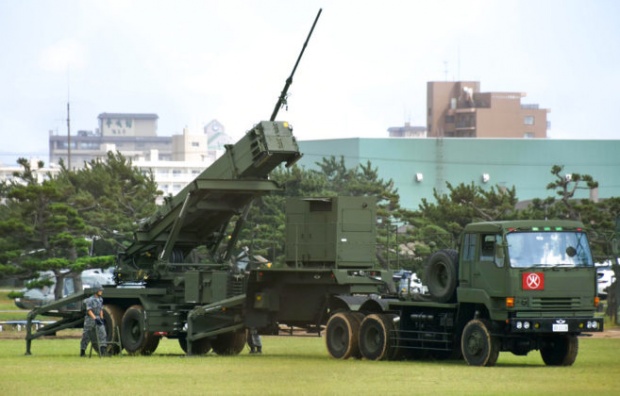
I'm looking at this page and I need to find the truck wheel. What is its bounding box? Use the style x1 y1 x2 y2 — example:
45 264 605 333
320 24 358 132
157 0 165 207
178 334 212 355
121 304 160 356
211 329 246 355
461 319 500 366
103 304 124 355
325 312 364 359
359 314 399 361
540 335 578 366
425 249 459 303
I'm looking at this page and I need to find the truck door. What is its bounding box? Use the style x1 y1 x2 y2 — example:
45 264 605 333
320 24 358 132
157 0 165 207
471 233 506 297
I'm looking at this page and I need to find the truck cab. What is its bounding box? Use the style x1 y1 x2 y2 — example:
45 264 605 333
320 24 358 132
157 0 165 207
453 220 604 365
457 221 601 327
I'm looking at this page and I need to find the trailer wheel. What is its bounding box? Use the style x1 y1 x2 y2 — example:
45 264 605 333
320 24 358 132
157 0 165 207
178 334 212 355
142 333 160 355
540 335 578 366
102 304 124 355
121 304 160 356
425 249 459 303
325 312 364 359
211 329 246 355
461 319 500 366
359 314 399 361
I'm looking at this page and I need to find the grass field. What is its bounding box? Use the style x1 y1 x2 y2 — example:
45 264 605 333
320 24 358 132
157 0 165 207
1 334 619 395
0 287 25 321
2 289 619 395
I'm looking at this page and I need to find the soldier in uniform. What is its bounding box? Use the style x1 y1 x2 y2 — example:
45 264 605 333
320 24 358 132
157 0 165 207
247 327 262 354
80 283 107 356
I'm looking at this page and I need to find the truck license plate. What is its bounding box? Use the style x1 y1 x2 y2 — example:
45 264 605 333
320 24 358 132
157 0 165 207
552 324 568 332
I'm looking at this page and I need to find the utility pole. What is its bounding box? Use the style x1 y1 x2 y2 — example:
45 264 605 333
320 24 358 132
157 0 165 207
67 101 71 170
66 69 71 170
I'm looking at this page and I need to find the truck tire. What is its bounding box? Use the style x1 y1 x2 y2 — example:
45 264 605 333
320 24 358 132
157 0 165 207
211 329 246 355
325 312 364 359
121 304 160 356
359 314 399 361
102 304 124 355
425 249 459 303
178 334 212 355
461 319 500 366
540 335 578 366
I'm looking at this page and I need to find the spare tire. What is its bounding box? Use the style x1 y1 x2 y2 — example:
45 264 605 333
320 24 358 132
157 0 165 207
424 249 459 303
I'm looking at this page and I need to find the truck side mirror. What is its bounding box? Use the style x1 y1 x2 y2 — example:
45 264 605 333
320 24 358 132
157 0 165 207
495 243 505 259
494 243 505 267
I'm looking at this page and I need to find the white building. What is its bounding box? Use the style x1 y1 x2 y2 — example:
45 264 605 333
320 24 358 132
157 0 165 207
2 114 231 204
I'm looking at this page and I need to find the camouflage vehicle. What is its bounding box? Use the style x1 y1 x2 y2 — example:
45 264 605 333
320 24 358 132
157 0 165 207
24 9 602 365
319 218 604 366
24 10 378 358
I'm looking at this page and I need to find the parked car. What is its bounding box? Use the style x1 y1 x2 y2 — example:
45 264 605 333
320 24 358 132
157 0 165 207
397 271 428 296
597 266 616 299
14 268 114 309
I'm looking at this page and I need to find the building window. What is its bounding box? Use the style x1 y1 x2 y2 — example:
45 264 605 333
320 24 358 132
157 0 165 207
524 116 535 125
191 142 200 147
445 115 455 123
524 132 535 139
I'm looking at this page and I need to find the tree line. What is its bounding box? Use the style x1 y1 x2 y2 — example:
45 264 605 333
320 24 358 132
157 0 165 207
1 153 618 300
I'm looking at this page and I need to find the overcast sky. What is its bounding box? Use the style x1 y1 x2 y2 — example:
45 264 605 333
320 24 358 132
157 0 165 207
1 0 619 166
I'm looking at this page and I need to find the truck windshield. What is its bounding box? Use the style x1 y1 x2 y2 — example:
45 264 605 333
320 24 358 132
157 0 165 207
506 231 593 268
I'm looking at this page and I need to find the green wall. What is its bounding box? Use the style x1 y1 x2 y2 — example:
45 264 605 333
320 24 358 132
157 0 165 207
298 138 620 210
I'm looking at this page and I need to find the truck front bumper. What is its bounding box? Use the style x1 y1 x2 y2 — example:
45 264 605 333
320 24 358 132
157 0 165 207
509 317 604 334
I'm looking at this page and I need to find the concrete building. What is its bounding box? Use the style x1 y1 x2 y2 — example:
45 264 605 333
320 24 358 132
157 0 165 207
0 159 59 186
98 113 159 137
172 128 209 162
298 138 620 211
204 120 233 149
48 113 229 168
387 122 427 138
427 81 548 138
44 113 232 201
133 153 212 198
49 113 172 168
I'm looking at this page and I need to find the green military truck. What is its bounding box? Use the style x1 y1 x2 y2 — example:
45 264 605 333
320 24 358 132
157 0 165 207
239 196 603 366
315 217 604 366
22 7 603 364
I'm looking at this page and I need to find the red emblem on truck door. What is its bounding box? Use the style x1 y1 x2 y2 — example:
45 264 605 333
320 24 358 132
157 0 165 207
522 272 544 290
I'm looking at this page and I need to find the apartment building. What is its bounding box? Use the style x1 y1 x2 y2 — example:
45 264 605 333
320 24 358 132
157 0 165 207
426 81 548 138
49 113 171 168
44 113 227 200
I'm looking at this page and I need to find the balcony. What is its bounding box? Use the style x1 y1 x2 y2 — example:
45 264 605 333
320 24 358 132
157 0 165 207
521 104 540 110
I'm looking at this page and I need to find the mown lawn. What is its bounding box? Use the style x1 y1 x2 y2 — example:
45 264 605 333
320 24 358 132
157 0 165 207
1 334 619 395
0 287 27 321
2 288 619 395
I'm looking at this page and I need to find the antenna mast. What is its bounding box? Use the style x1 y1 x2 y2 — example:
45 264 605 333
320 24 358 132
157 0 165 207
67 68 71 170
270 8 322 121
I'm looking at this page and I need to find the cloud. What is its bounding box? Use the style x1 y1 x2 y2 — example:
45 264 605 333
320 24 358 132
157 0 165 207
39 38 87 72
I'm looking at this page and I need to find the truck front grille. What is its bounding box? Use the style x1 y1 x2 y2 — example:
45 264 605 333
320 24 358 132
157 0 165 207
530 297 581 310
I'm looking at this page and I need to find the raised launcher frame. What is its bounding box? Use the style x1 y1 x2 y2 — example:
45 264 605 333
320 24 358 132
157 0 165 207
25 121 302 356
